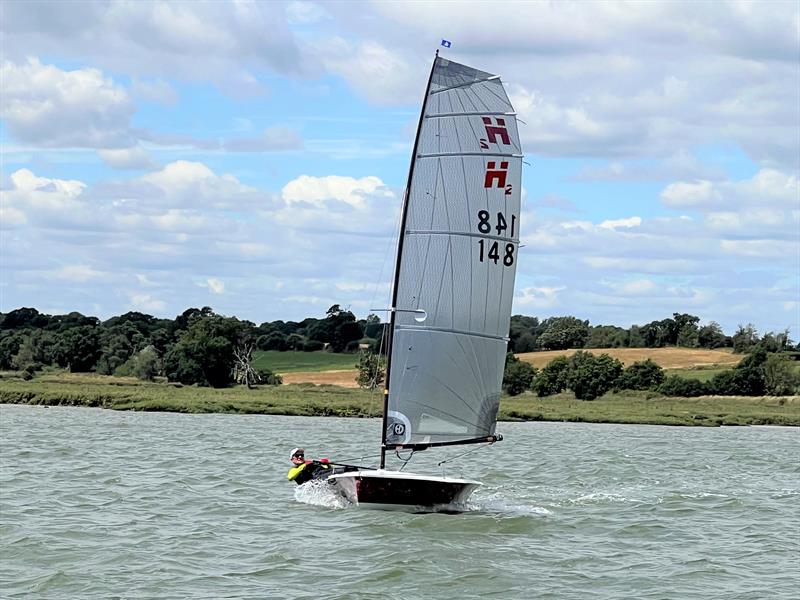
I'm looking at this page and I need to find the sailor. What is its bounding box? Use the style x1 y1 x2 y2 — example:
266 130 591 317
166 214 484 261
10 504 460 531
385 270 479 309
287 447 331 485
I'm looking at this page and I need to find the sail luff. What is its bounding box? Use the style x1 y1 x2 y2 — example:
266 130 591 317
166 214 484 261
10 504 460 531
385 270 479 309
380 52 441 469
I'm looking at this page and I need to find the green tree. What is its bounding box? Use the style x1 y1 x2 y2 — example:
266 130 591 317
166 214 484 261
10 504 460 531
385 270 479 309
502 353 537 396
732 324 760 354
709 348 767 395
532 355 570 396
672 313 700 346
585 325 629 348
698 321 728 349
763 353 799 395
617 359 665 390
133 346 161 381
53 326 102 372
566 351 623 400
509 315 542 352
537 316 589 350
258 331 288 351
164 313 246 387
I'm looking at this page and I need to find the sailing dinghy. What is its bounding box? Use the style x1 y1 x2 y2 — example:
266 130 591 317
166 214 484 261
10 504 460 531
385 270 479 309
328 52 523 509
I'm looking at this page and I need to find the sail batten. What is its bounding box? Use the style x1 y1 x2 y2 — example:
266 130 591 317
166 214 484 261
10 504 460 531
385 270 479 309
384 55 522 449
417 151 523 158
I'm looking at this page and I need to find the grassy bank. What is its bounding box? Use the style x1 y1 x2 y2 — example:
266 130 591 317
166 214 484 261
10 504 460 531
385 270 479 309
0 374 797 427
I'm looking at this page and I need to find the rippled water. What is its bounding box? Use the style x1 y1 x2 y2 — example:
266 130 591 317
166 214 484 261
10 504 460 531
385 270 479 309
1 405 798 599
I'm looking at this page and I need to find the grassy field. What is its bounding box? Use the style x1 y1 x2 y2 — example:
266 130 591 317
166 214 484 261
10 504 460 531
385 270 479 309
252 351 359 373
1 373 797 427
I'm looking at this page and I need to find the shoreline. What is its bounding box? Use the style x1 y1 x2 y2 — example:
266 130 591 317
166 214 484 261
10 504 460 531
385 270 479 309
1 378 797 427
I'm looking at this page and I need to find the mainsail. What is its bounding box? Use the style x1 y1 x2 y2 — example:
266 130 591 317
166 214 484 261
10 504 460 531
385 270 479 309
383 56 522 456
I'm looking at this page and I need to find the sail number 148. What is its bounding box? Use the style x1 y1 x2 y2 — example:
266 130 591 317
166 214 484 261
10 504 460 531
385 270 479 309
477 210 516 267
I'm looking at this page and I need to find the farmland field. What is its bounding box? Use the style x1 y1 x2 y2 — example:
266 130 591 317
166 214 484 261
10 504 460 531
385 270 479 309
269 347 742 387
516 347 741 369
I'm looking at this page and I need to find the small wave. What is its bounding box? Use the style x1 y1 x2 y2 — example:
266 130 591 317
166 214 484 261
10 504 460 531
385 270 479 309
469 491 552 516
294 480 351 509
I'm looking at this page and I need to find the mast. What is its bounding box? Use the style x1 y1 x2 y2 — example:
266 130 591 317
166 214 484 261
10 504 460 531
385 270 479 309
380 50 440 470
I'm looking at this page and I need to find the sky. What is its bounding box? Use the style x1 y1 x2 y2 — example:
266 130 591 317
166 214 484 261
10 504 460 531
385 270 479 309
1 0 798 337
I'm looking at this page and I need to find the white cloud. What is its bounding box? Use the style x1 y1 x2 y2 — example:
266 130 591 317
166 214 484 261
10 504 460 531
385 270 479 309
660 180 721 208
98 146 157 169
130 78 179 105
129 293 166 312
319 39 422 105
281 174 392 209
55 265 104 282
205 278 225 294
286 1 331 25
617 279 657 295
0 58 134 148
0 206 27 227
515 286 565 309
599 216 642 229
1 1 317 90
223 127 304 152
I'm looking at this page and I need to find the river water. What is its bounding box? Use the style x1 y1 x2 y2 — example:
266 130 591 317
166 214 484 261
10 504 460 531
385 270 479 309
0 405 797 599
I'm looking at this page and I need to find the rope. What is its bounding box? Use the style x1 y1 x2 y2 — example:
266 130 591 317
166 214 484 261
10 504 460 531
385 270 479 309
437 441 491 467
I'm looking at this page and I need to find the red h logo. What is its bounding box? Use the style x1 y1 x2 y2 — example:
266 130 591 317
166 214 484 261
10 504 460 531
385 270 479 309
483 117 510 145
484 161 509 188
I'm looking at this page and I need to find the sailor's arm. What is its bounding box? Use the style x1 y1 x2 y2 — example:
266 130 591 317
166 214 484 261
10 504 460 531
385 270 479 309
287 463 308 481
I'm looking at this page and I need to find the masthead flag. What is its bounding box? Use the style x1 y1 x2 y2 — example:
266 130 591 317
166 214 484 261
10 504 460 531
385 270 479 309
441 39 451 48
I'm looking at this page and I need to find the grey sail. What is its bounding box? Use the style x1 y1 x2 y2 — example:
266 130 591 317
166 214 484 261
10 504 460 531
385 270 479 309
385 56 522 448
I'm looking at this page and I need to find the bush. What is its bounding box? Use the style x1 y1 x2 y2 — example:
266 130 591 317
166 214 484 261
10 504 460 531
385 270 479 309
302 340 325 352
533 356 570 396
709 349 766 395
255 368 282 385
657 375 709 397
764 353 800 395
566 351 623 400
502 354 537 396
356 351 385 390
617 359 665 391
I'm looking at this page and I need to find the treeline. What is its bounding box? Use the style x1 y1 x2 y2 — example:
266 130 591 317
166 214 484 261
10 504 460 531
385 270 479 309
0 304 380 387
503 347 800 399
2 305 795 391
509 314 794 354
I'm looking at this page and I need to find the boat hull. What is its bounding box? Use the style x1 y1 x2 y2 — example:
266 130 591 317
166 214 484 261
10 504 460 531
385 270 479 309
327 470 480 509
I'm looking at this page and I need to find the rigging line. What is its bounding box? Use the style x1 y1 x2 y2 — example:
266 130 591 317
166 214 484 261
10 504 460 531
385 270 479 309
333 453 382 464
395 448 415 471
437 441 492 467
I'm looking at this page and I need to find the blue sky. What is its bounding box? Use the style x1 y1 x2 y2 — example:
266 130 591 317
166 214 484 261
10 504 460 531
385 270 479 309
1 0 798 338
